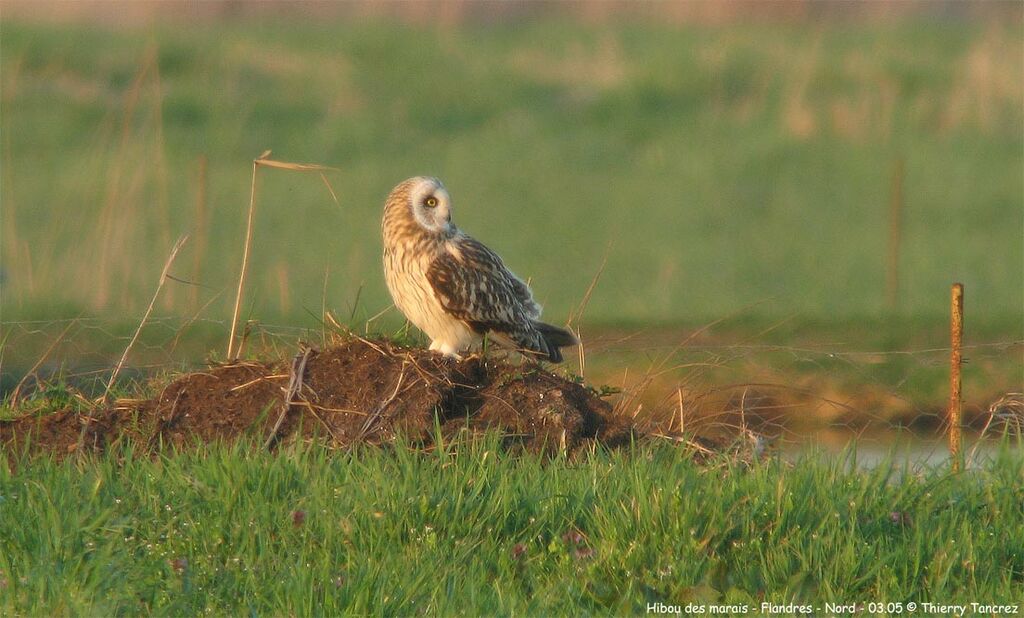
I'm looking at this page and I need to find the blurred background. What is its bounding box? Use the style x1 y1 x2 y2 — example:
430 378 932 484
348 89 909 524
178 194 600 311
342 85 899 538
2 0 1022 455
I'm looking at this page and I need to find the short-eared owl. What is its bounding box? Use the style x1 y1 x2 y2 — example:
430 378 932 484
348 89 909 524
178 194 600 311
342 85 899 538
382 176 577 362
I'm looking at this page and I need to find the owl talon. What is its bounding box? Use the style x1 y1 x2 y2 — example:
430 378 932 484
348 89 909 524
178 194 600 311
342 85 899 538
428 340 464 361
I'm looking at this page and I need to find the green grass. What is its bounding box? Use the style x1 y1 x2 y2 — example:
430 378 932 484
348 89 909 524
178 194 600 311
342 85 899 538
1 437 1022 614
2 17 1021 326
3 16 1021 612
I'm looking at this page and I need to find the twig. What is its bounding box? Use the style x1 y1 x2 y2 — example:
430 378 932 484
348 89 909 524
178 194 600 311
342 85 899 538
298 401 345 446
352 361 407 447
149 389 185 449
265 347 312 450
350 332 390 357
296 401 368 416
101 235 188 405
229 374 290 392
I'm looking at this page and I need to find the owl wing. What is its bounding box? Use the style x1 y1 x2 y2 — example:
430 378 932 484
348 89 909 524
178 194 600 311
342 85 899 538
426 237 541 340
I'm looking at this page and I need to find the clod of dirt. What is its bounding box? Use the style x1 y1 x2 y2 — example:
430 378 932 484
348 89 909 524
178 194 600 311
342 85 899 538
1 338 636 459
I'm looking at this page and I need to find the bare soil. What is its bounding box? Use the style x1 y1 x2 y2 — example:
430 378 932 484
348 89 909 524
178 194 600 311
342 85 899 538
1 338 637 459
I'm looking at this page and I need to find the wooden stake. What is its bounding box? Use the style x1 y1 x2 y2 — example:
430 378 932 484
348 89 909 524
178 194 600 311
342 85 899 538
948 282 964 472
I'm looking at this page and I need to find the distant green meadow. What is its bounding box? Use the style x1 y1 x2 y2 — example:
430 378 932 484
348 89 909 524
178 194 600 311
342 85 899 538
2 17 1021 329
1 438 1022 614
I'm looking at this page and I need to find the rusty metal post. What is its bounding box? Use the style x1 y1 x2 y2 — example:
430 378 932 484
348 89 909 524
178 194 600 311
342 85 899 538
948 283 964 472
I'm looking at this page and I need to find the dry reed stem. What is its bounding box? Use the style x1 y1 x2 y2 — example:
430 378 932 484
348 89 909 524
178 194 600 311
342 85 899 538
254 158 338 173
324 310 346 333
886 158 904 311
970 393 1024 462
226 152 340 360
226 157 261 360
190 154 208 309
276 263 292 314
229 374 290 392
94 43 157 308
321 266 330 348
100 235 189 406
567 250 609 380
611 300 781 427
567 251 608 330
676 387 684 433
319 171 340 206
149 43 173 296
1 122 20 293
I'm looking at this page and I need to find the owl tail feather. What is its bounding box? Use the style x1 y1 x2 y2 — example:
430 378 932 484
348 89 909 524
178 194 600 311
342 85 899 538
534 322 579 363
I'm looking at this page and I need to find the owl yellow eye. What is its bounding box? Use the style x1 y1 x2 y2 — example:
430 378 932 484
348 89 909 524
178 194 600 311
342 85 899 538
425 197 438 208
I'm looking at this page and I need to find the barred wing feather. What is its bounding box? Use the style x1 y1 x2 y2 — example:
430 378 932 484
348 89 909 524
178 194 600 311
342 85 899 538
426 237 540 337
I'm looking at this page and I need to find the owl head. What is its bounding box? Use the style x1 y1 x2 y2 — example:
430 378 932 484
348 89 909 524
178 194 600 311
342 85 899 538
389 176 453 236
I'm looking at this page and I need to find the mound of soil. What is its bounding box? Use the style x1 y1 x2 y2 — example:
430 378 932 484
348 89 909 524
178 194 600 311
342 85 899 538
1 338 636 459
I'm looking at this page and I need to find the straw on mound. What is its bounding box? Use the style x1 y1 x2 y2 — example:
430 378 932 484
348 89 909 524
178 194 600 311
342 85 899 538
1 338 636 458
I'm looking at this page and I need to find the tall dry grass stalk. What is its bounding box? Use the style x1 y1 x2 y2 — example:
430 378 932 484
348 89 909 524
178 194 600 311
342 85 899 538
321 267 331 348
226 156 263 360
100 235 188 405
886 158 904 311
8 319 77 407
226 152 339 360
607 301 784 436
94 43 157 309
1 56 21 297
149 46 174 309
567 250 609 380
190 155 209 309
969 392 1024 462
276 263 292 314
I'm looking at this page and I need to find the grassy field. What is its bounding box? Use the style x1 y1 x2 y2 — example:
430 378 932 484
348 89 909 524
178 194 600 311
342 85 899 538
2 437 1023 614
2 13 1023 614
2 17 1021 327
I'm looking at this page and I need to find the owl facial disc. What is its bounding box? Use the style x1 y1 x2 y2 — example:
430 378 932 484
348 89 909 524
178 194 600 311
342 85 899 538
409 176 452 235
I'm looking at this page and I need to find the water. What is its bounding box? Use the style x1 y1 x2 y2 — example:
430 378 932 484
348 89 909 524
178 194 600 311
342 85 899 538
780 427 1016 469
